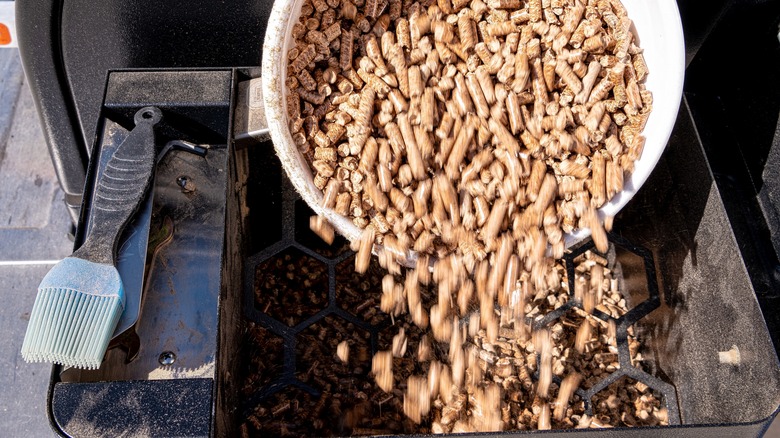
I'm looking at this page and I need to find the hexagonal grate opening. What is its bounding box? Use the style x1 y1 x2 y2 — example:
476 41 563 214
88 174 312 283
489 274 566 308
243 386 321 436
526 258 570 322
591 376 669 427
611 245 651 314
565 236 660 325
547 308 620 389
336 256 386 326
254 247 329 326
295 316 373 386
547 381 588 429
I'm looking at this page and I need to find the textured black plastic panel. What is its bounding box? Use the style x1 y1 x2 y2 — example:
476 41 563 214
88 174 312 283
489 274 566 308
683 0 780 351
617 101 780 428
15 0 88 221
60 0 270 159
759 115 780 260
51 379 212 437
104 70 233 144
15 0 270 221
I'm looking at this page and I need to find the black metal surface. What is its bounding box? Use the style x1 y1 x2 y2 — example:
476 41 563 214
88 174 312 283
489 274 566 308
77 71 228 344
81 70 233 344
51 378 213 437
68 142 229 381
103 70 233 144
216 134 249 438
60 0 270 160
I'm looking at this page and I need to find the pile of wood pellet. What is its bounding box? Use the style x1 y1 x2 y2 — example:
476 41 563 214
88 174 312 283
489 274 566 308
244 256 430 436
242 248 667 434
420 250 669 432
284 0 664 432
591 377 668 427
254 249 330 326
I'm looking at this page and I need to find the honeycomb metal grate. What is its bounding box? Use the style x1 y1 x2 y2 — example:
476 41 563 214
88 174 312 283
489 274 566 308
241 172 681 429
241 176 387 414
544 234 682 423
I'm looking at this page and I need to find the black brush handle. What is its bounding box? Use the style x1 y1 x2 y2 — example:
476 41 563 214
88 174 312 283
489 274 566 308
74 107 162 265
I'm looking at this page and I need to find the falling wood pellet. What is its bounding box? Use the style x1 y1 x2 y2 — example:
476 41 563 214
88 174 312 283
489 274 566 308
309 215 335 245
336 340 350 364
275 0 665 433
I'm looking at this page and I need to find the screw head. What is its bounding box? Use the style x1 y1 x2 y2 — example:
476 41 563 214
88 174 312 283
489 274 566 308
158 351 176 366
176 175 196 193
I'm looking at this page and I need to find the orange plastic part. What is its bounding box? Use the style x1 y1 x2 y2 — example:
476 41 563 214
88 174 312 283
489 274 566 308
0 23 10 45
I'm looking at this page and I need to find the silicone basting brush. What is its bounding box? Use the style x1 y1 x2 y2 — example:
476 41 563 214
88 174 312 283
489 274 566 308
21 107 162 369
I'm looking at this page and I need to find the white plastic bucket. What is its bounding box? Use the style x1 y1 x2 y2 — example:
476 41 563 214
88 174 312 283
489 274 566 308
261 0 686 248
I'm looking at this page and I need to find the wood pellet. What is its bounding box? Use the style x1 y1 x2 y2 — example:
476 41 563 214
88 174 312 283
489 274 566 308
284 0 662 432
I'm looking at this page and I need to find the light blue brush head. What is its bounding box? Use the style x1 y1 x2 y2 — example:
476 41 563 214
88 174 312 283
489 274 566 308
21 257 126 369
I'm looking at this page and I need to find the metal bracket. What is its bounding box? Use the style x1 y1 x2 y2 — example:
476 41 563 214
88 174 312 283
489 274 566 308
107 135 209 362
233 77 270 147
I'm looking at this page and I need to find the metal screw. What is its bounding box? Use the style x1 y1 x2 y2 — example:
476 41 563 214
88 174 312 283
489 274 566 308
176 176 196 193
159 351 176 365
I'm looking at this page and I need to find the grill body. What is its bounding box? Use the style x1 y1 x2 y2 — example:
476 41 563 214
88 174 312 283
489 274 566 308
13 0 780 436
